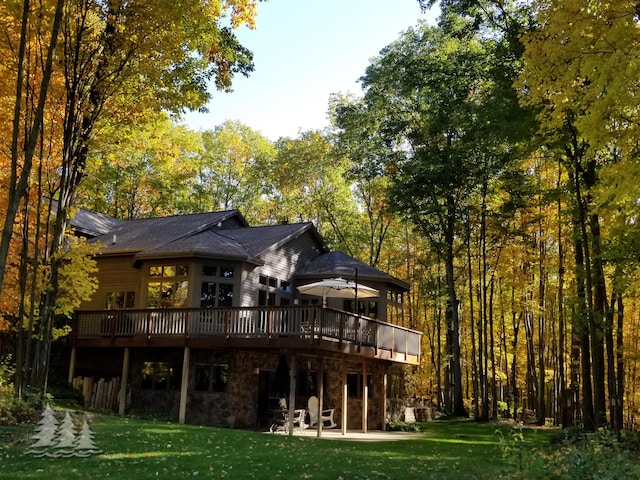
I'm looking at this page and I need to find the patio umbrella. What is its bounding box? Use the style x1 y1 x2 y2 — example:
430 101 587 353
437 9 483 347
297 277 378 308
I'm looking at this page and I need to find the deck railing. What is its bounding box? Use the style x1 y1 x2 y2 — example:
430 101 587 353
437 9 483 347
74 306 421 359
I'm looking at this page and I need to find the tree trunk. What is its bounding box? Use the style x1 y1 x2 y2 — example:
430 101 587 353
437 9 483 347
466 217 479 419
572 227 595 429
556 159 569 427
489 278 497 419
616 292 624 431
536 213 546 426
444 196 466 417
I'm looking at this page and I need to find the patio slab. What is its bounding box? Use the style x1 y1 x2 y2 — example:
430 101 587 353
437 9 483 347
267 428 424 442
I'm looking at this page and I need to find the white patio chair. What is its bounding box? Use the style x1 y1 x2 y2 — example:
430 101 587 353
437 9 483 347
291 408 308 433
307 395 337 429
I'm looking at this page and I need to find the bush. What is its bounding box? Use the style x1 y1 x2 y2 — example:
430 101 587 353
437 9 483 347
387 421 422 432
501 426 640 479
0 395 42 426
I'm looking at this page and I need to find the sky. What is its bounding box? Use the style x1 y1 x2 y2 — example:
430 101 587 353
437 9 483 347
181 0 439 140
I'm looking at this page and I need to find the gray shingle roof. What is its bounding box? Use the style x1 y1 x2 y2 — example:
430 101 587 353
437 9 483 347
135 229 262 265
91 211 246 254
87 210 326 267
48 199 123 237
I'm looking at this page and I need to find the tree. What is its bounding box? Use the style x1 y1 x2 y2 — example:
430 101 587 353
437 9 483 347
79 112 203 218
518 0 640 430
332 93 402 267
270 130 358 252
345 5 540 414
1 0 259 396
195 121 275 221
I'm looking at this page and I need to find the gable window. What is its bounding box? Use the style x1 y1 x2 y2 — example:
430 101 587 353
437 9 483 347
194 364 229 392
200 265 235 308
147 264 190 308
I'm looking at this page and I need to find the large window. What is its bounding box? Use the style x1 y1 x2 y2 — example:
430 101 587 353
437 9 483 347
141 362 180 390
106 291 135 309
147 265 190 308
295 369 328 397
200 265 235 307
347 372 372 398
194 364 229 392
343 299 379 319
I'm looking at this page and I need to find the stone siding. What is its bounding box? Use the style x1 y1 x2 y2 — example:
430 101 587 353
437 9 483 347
122 348 389 430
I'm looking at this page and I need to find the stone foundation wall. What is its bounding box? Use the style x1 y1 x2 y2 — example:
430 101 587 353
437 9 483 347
313 358 386 430
120 348 393 430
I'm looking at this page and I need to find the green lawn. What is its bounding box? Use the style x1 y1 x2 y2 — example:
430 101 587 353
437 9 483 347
0 413 556 480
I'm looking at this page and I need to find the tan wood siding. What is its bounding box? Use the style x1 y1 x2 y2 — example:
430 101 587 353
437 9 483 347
83 255 142 309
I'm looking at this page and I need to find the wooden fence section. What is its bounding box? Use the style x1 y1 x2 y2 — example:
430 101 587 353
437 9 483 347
72 376 120 412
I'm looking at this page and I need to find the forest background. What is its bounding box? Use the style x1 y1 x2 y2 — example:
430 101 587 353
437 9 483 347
2 0 640 434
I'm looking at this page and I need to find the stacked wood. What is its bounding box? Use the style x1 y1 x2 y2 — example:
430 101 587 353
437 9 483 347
72 376 120 412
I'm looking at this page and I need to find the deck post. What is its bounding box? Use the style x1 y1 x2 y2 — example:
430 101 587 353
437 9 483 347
362 362 368 433
178 346 190 424
341 361 348 435
382 365 388 430
287 354 297 436
118 347 130 415
317 358 324 438
67 347 76 384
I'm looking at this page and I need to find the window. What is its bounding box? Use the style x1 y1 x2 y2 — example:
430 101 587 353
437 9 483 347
295 370 328 396
200 265 235 308
258 290 276 306
343 299 375 317
147 264 190 308
218 283 234 307
220 267 234 278
258 274 287 305
347 372 372 398
194 364 228 392
140 362 179 390
203 266 217 277
106 291 135 309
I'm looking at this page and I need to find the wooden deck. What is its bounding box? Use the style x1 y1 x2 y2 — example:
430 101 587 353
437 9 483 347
72 306 421 365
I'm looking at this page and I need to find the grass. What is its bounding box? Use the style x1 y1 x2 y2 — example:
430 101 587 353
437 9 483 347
0 412 556 480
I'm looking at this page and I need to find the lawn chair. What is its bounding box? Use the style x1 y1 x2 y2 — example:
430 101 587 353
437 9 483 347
307 396 337 429
290 408 308 433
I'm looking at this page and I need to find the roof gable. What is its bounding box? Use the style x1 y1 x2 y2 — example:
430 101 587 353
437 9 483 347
216 222 326 257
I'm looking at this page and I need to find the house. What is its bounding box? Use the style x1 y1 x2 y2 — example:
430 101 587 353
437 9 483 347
68 207 421 432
